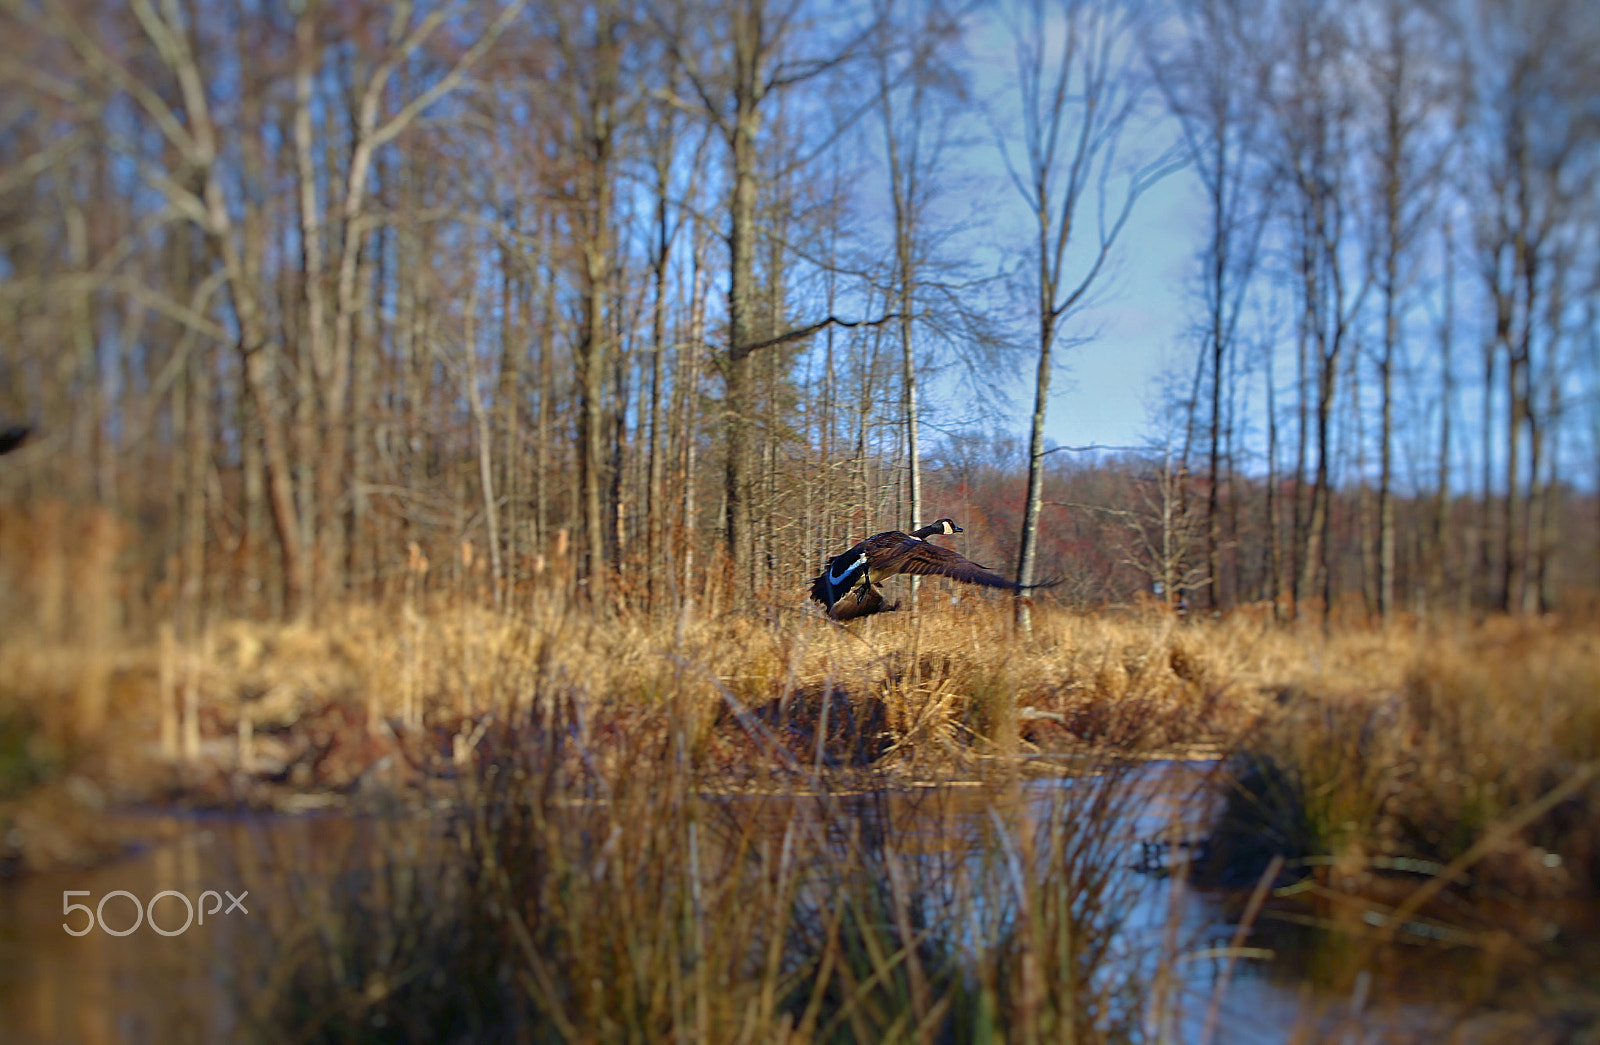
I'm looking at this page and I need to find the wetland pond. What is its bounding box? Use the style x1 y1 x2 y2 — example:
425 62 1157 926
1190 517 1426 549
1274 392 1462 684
1 761 1591 1044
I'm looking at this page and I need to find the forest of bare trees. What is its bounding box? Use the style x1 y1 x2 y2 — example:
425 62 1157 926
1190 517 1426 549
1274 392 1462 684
1 0 1597 635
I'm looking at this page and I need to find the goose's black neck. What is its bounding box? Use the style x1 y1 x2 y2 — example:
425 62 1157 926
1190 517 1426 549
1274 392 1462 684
908 519 961 539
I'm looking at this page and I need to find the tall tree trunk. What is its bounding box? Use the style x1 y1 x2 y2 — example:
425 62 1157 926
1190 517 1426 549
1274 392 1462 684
292 7 333 612
899 294 922 606
463 280 503 604
646 141 672 604
535 224 556 553
897 259 920 534
608 294 631 575
496 249 523 598
1376 179 1399 619
1505 332 1525 613
1265 337 1283 613
350 216 383 596
242 344 308 616
680 219 710 615
1205 206 1224 612
724 69 762 590
1314 343 1336 620
1431 223 1455 613
182 342 210 634
1015 177 1059 636
1015 316 1053 635
579 239 609 605
1290 313 1309 618
1480 327 1498 613
573 10 619 607
1355 340 1376 616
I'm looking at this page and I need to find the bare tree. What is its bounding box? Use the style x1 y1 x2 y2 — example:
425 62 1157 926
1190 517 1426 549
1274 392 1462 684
295 0 526 611
654 0 890 589
998 0 1177 634
871 0 968 604
640 62 704 606
1428 219 1459 611
1087 381 1211 609
1355 0 1448 619
1455 0 1599 613
547 0 632 606
1260 0 1366 621
1149 0 1272 613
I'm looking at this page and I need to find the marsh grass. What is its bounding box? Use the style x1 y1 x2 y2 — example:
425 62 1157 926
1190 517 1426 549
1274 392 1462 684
0 586 1251 801
9 566 1598 910
1203 618 1600 905
233 690 1178 1044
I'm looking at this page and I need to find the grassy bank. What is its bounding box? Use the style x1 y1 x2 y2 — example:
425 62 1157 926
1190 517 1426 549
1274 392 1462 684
5 594 1599 906
1 597 1250 812
1203 617 1600 906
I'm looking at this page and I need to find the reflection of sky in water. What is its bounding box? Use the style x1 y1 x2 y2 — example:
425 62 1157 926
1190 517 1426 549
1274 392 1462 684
748 761 1320 1040
0 767 1573 1043
0 813 267 1043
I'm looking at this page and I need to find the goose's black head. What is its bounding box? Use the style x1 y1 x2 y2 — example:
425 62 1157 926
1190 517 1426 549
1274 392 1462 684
914 518 963 538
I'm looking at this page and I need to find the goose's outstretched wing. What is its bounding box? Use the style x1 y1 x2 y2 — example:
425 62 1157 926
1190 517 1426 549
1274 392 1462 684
809 524 1054 620
887 539 1041 591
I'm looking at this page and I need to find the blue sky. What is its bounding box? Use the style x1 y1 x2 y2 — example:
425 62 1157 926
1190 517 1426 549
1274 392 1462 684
1010 171 1202 453
911 3 1209 459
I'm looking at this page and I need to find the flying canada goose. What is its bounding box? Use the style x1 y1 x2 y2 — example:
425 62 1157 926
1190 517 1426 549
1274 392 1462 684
810 518 1045 621
0 425 30 455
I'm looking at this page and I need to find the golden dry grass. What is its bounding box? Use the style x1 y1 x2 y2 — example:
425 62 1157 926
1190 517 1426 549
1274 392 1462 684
4 572 1595 807
1204 615 1600 902
2 594 1259 797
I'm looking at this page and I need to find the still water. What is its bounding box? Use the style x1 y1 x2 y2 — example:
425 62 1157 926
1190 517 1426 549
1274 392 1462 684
0 764 1584 1044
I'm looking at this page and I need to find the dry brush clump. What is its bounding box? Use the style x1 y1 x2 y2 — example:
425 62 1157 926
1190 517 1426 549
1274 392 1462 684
738 603 1266 772
1202 618 1600 904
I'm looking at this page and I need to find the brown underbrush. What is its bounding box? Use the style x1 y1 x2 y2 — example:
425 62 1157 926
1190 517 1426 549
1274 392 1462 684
6 579 1598 911
1 594 1259 811
1202 616 1600 906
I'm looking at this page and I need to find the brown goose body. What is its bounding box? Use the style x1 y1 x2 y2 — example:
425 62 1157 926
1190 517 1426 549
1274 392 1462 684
809 518 1037 620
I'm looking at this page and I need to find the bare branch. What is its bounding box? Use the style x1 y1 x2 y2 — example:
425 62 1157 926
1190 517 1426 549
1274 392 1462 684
729 313 905 360
368 0 530 153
